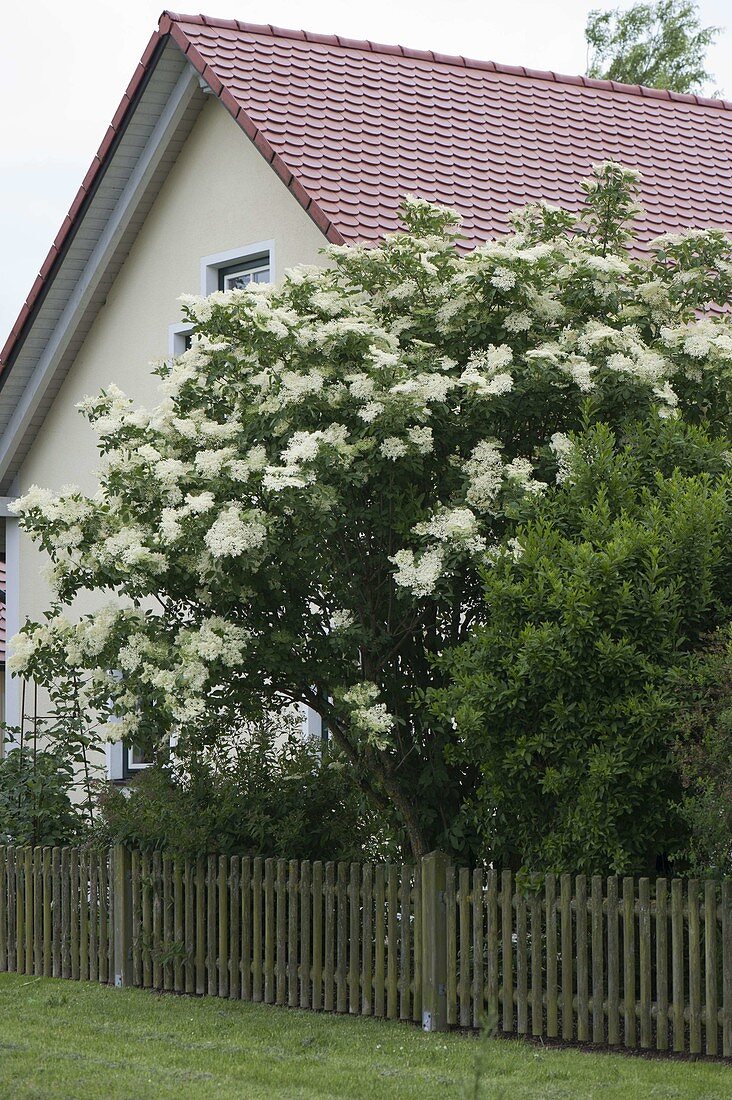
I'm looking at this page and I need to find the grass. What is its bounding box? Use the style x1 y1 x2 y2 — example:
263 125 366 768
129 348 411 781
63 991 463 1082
0 974 731 1098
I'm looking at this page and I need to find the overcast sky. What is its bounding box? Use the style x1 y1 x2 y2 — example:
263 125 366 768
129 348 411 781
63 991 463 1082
1 0 730 344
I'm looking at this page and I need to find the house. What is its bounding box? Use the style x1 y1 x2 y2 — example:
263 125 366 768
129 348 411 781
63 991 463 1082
1 11 731 779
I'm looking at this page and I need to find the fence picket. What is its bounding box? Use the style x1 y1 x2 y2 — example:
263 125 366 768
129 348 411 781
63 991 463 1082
623 877 636 1048
361 863 372 1016
576 875 589 1043
151 853 162 989
162 855 173 993
591 876 603 1044
516 883 528 1035
324 862 335 1012
459 867 471 1028
241 857 252 1001
218 855 229 999
33 848 42 977
276 859 287 1006
446 864 457 1028
638 878 651 1049
300 860 311 1010
7 848 16 972
671 878 684 1052
79 851 89 983
723 880 732 1057
656 878 668 1051
688 879 702 1054
386 864 398 1019
228 858 240 1000
24 846 32 976
336 862 348 1013
413 861 422 1024
530 878 542 1038
312 861 323 1011
705 880 718 1057
51 847 61 978
607 876 619 1046
174 859 184 994
15 849 23 974
288 859 299 1008
560 874 572 1041
503 870 514 1034
70 849 80 982
545 874 558 1039
252 857 263 1002
131 851 141 988
264 859 275 1003
486 870 499 1032
351 863 361 1016
88 851 98 984
373 864 384 1018
60 848 70 980
184 858 194 995
472 868 484 1029
99 853 109 984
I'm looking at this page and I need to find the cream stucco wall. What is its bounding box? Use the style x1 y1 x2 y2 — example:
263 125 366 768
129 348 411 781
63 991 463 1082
9 94 327 746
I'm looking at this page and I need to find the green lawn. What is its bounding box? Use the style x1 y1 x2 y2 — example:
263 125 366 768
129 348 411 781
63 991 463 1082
0 974 730 1099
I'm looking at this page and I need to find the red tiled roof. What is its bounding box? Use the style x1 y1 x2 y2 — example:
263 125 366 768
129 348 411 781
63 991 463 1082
4 10 732 371
167 12 732 250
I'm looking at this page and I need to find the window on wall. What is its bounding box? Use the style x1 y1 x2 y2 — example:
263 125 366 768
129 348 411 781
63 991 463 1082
127 745 153 771
106 740 154 783
200 241 275 296
218 253 271 291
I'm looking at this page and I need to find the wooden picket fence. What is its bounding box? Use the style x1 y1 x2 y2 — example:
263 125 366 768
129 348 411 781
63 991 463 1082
1 844 732 1056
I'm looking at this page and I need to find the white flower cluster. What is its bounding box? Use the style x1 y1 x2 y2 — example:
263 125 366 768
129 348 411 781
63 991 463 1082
342 681 395 749
413 507 486 554
459 345 514 398
463 441 505 513
204 506 267 559
549 432 574 484
390 547 445 597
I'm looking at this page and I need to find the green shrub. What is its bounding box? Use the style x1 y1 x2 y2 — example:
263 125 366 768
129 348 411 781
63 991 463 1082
0 744 82 847
91 716 397 861
671 625 732 876
432 420 732 874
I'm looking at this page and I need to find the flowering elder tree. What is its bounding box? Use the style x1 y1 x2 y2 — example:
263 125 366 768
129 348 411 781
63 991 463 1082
10 163 732 859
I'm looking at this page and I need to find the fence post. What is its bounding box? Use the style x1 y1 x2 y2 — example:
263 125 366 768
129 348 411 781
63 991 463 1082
113 845 133 988
421 850 448 1032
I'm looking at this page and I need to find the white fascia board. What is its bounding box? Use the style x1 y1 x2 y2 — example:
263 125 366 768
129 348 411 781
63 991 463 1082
4 483 21 731
0 65 200 487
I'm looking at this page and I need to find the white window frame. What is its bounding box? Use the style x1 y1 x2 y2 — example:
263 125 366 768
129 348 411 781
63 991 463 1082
127 745 153 772
168 321 193 357
199 240 275 296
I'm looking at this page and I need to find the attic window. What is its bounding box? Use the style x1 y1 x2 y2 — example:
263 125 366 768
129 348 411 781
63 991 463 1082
200 241 275 295
218 253 271 291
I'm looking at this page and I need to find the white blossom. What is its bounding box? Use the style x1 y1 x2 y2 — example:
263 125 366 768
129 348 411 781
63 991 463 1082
463 441 504 513
204 507 267 558
390 547 445 597
380 437 408 460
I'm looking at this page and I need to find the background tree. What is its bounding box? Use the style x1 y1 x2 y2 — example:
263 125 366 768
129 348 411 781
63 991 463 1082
585 0 720 93
9 164 732 863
